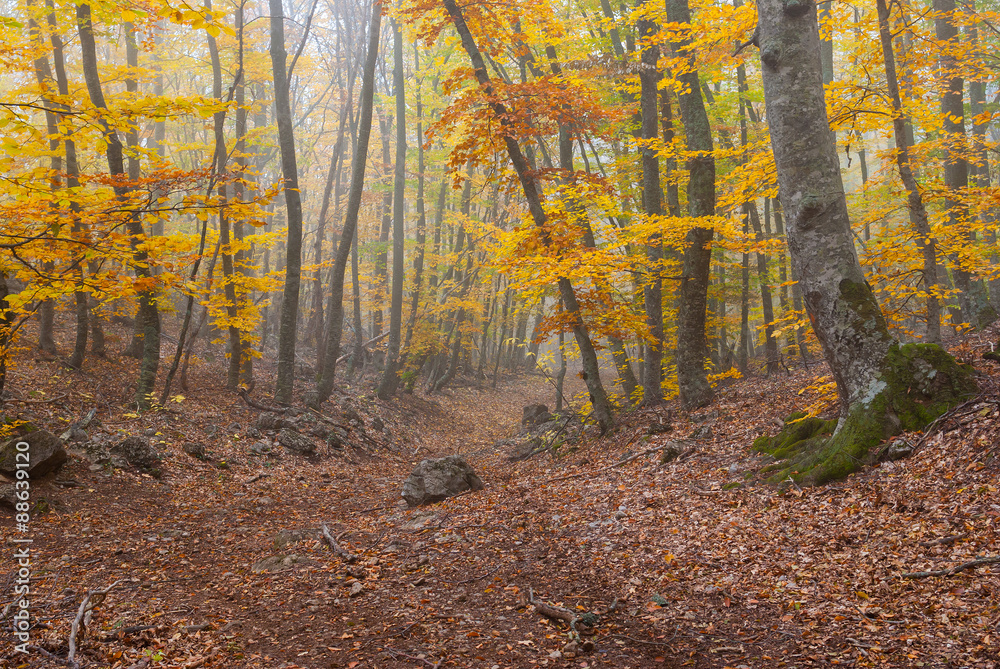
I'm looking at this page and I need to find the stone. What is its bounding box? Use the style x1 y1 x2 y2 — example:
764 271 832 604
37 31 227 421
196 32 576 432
246 427 262 439
204 425 220 438
182 442 206 459
255 412 290 432
251 554 313 573
0 430 67 478
249 440 272 455
647 421 673 435
349 581 364 597
273 528 321 550
110 436 161 469
309 423 331 440
327 427 348 450
278 429 315 455
522 404 551 428
0 483 17 508
660 443 682 464
884 438 913 462
371 416 385 432
400 455 484 507
690 425 714 441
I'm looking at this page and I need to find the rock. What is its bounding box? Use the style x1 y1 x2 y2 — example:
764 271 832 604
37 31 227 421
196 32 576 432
884 438 913 462
182 442 206 459
660 443 682 464
204 425 220 438
110 436 161 469
66 427 89 443
227 422 241 432
0 483 17 508
647 421 673 435
255 412 290 432
272 528 321 550
0 430 67 478
278 428 315 455
342 405 363 424
348 581 364 597
327 427 349 450
690 425 714 441
246 426 262 439
400 455 484 507
251 554 314 573
522 404 551 428
249 440 273 455
371 416 385 432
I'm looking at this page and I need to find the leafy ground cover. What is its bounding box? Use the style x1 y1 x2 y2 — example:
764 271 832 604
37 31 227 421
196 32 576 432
1 323 999 669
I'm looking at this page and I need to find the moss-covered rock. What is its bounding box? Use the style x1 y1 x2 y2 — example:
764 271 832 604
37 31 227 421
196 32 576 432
754 343 975 485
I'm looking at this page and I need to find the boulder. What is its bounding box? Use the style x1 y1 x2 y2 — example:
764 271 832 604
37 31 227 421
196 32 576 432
278 428 315 455
110 436 161 469
522 404 551 429
0 430 67 478
0 483 17 508
255 412 291 432
401 455 484 507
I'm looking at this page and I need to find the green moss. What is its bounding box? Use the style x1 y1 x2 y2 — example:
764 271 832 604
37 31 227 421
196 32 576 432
722 481 742 490
754 343 975 485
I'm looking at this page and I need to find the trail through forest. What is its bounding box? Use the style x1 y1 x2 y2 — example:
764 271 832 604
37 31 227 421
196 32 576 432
3 324 999 669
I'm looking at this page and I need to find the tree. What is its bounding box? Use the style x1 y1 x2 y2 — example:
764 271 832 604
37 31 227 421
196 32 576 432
377 17 407 399
752 0 976 484
270 0 307 404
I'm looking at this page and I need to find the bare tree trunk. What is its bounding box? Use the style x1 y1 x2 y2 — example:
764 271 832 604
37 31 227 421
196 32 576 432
875 0 941 343
270 0 306 403
316 0 381 405
377 19 407 399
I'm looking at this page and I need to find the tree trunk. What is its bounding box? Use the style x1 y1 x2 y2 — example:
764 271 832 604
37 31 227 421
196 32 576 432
933 0 994 329
667 0 715 409
638 3 663 404
443 0 613 432
270 0 305 404
315 0 382 405
753 0 975 484
875 0 941 344
377 19 407 399
46 4 88 369
77 3 159 409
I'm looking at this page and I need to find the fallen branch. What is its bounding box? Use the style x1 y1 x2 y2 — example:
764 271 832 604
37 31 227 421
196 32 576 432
918 533 968 548
901 555 1000 579
8 393 68 405
68 580 121 665
544 443 681 483
321 522 358 563
527 587 603 637
383 647 442 668
237 387 287 413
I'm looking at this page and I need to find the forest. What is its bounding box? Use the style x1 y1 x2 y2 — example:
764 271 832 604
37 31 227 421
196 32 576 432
1 0 999 665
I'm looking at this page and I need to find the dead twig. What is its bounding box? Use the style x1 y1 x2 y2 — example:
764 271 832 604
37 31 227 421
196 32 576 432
544 443 680 483
901 555 1000 579
382 647 442 668
8 393 68 405
321 522 358 563
68 580 121 665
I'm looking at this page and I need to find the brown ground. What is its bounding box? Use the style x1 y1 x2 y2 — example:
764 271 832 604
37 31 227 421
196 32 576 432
2 323 999 669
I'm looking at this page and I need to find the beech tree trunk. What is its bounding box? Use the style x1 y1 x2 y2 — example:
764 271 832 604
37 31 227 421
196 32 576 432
754 0 975 484
667 0 715 409
638 3 663 404
270 0 304 404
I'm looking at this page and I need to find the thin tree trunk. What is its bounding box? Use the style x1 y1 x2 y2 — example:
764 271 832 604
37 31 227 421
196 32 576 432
442 0 613 432
316 0 381 405
378 19 407 399
77 3 159 409
270 0 305 403
875 0 941 343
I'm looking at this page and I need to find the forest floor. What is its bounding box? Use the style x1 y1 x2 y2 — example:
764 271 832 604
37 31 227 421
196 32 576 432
1 323 1000 669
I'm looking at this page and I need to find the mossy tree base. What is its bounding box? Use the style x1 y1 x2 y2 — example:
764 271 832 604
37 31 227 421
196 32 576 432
754 343 976 485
